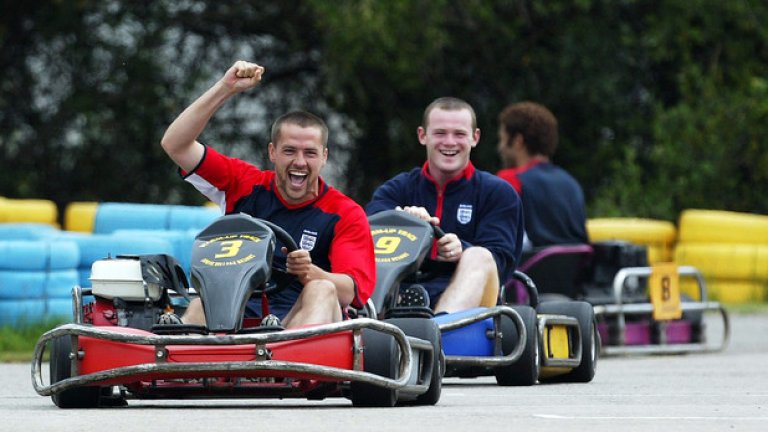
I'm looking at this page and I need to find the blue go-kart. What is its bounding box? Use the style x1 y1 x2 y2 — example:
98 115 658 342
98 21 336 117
368 210 598 386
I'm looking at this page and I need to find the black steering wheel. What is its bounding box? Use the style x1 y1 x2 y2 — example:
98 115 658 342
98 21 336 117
259 219 300 296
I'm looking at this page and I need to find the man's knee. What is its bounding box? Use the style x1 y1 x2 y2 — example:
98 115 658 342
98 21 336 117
460 246 496 271
299 279 338 304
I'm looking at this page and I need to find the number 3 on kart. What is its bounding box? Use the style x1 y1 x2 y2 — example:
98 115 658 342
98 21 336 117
215 240 243 259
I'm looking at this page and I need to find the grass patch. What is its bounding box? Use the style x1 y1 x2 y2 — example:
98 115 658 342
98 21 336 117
0 318 68 363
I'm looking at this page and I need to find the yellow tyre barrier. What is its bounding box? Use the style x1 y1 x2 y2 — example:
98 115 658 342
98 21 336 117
706 279 767 304
0 197 58 226
678 209 768 244
674 243 768 280
587 218 677 263
64 202 99 233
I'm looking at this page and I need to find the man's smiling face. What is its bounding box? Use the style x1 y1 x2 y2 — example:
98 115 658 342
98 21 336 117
418 107 479 183
269 123 327 205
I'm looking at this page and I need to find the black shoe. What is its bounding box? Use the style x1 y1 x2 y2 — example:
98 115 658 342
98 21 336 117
260 314 282 328
398 284 430 308
158 312 183 325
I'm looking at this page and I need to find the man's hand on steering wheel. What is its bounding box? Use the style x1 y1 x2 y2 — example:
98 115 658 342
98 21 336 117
436 233 462 262
282 247 316 285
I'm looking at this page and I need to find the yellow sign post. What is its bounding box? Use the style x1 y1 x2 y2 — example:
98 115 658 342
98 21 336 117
649 262 683 321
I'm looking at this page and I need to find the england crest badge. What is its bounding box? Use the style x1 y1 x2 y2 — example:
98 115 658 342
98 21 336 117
457 204 473 224
300 230 318 251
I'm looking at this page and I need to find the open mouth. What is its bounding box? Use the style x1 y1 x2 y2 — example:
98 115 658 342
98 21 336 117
440 149 459 157
288 171 308 188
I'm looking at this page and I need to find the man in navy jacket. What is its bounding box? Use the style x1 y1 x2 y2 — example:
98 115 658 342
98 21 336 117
367 97 523 313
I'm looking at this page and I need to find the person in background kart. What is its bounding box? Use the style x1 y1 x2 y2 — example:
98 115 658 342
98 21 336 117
496 101 588 251
366 97 523 313
160 60 375 329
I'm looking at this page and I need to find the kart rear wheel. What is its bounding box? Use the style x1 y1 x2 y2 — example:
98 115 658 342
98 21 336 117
49 336 101 408
537 301 599 383
495 305 539 386
386 318 443 406
351 328 398 407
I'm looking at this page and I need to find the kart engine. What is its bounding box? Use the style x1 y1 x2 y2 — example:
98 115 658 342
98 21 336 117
84 254 190 331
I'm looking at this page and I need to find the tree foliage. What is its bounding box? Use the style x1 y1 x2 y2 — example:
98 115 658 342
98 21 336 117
1 0 766 222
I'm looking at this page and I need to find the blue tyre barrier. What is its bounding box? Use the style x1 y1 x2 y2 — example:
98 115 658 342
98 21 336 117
77 268 91 289
44 269 80 299
112 229 196 274
94 202 172 234
46 298 74 319
0 223 58 240
0 271 46 299
0 240 80 271
68 233 175 267
0 299 45 326
168 205 220 231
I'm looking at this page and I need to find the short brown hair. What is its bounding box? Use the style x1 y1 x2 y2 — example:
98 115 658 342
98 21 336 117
498 102 558 157
271 111 329 147
422 97 477 130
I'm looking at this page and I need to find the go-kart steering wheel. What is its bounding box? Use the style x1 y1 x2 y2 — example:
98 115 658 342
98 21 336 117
259 219 300 296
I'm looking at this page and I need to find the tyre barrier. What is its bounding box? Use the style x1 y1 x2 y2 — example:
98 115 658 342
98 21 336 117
678 209 768 245
707 280 767 304
64 201 99 233
168 205 220 231
0 271 47 299
0 240 80 271
46 297 74 319
112 229 197 275
0 223 59 240
0 197 58 226
94 203 172 233
675 243 768 280
587 218 677 263
93 202 219 234
44 269 81 299
65 233 175 268
61 232 175 287
0 299 46 326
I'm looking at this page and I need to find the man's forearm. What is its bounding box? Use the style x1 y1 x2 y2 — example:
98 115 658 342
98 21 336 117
161 81 236 170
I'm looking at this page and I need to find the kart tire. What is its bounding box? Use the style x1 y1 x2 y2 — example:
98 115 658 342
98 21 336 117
351 327 398 407
537 301 599 383
386 318 442 406
494 305 539 386
50 335 101 408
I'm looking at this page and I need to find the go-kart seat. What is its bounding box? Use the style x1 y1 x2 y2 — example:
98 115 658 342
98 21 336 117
506 244 593 303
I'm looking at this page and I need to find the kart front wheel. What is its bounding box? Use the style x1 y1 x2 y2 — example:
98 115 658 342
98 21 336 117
49 336 101 408
537 301 599 383
351 328 398 407
387 318 443 406
495 305 539 386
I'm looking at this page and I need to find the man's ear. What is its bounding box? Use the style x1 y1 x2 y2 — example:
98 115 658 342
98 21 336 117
268 142 276 162
417 126 427 145
472 128 481 148
512 133 524 149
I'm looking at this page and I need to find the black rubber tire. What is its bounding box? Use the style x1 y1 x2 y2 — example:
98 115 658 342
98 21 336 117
350 328 398 407
537 301 599 383
386 318 442 406
494 305 539 386
49 336 101 408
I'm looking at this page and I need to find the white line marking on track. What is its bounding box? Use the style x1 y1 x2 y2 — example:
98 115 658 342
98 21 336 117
534 414 768 421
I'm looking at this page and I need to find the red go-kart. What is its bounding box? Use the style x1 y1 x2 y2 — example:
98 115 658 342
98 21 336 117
31 213 442 408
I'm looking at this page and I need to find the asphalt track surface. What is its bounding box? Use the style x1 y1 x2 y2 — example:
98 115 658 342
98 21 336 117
3 312 767 432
